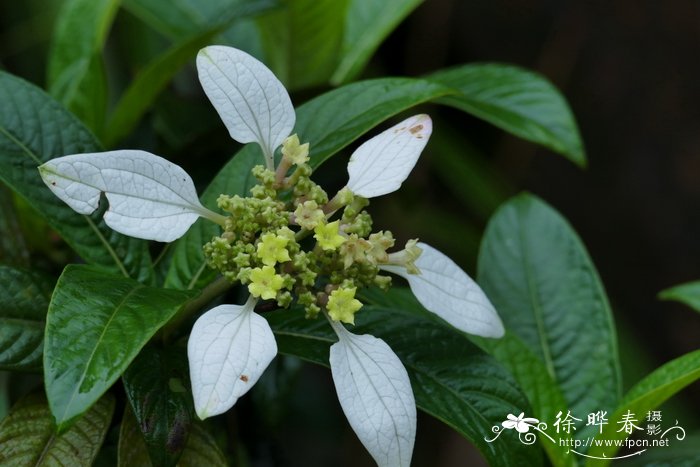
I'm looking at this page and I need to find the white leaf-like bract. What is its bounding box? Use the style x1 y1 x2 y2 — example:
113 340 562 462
346 114 432 198
188 298 277 419
38 150 222 242
381 242 505 338
197 45 295 165
329 323 416 467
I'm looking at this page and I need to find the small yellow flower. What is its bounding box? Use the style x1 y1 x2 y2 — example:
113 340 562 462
257 233 291 266
294 200 326 230
327 287 362 325
314 220 346 251
248 266 284 300
282 134 309 165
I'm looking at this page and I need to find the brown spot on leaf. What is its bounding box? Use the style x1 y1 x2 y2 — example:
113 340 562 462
409 124 424 135
240 375 249 382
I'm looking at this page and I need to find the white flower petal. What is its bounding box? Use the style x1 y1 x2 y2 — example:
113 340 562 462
187 299 277 419
381 242 505 338
346 114 432 198
329 324 416 467
502 420 518 429
197 45 295 162
38 150 216 242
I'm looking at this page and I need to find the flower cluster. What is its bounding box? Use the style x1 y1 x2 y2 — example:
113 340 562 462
202 137 417 325
38 45 505 467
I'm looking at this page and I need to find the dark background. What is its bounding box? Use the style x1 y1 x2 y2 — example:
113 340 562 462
1 1 698 465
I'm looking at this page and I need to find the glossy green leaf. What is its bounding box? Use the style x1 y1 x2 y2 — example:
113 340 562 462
0 391 114 466
363 287 572 466
258 0 348 89
118 404 227 467
475 333 575 467
122 0 275 38
165 77 452 289
118 406 152 467
105 0 276 146
176 420 228 466
47 0 120 134
659 281 700 313
0 185 29 267
429 64 586 165
585 350 700 465
122 346 194 466
331 0 423 84
617 432 700 467
266 303 541 466
478 194 621 421
0 71 153 283
0 266 54 371
44 265 196 431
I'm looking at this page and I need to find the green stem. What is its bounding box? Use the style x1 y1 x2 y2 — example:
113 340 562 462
200 208 228 227
161 276 232 342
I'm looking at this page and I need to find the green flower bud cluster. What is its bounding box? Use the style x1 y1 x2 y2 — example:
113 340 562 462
202 134 415 325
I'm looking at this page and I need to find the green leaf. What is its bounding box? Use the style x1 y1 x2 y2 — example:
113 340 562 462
165 77 452 289
47 0 120 134
0 391 114 466
122 0 276 38
122 346 194 466
44 265 196 431
585 350 700 465
0 266 54 371
478 193 621 422
363 287 572 466
331 0 423 84
659 281 700 313
257 0 349 89
0 184 29 267
118 404 227 467
617 432 700 467
475 333 575 467
0 71 153 283
266 303 542 466
429 64 586 165
105 0 276 146
118 405 152 466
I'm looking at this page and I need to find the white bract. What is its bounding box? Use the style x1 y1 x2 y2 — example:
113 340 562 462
38 150 224 242
346 114 432 198
381 243 505 338
197 45 295 169
187 297 276 418
38 44 505 466
329 321 416 467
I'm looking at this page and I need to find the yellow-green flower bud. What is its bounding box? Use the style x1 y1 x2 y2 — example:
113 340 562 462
282 134 310 165
367 231 395 263
294 200 325 230
339 234 371 269
385 238 423 274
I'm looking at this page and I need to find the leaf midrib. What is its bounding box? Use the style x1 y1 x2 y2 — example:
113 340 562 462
59 285 142 424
